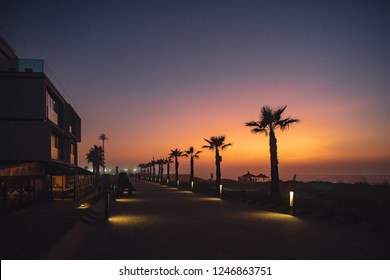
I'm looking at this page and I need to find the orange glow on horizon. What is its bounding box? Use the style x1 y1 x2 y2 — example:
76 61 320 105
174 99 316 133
78 78 390 179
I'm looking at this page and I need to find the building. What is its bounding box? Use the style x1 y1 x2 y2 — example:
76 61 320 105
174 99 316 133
0 35 92 211
238 171 268 183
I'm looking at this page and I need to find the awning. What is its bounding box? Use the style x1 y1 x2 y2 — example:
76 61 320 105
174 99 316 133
0 161 92 177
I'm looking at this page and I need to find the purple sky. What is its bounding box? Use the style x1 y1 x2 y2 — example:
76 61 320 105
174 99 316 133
1 0 389 178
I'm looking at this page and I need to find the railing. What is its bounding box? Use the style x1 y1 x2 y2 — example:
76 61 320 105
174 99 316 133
0 58 77 109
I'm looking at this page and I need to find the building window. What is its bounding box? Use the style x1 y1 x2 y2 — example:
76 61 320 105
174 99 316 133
46 91 58 125
70 143 76 165
51 133 59 160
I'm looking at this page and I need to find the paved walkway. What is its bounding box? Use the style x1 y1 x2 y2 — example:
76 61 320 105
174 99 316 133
0 197 96 260
48 181 390 260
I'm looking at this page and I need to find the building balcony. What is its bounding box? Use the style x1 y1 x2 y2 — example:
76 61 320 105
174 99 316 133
0 58 72 108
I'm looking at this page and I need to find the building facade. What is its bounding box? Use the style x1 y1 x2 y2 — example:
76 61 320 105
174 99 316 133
0 35 92 210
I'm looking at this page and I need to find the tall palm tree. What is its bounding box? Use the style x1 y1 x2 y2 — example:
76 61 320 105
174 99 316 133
156 159 165 183
138 163 147 179
86 145 105 192
202 136 232 191
245 105 300 199
169 149 184 186
151 158 157 181
98 133 108 172
166 157 173 184
184 147 202 183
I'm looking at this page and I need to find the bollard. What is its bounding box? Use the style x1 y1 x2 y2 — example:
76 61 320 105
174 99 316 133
219 184 223 199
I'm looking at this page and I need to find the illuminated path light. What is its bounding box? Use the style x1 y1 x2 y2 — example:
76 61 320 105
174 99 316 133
53 180 390 260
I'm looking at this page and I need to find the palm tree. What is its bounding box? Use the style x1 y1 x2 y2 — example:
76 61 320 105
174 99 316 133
156 159 165 183
138 163 147 179
169 149 184 186
202 136 232 192
166 157 173 184
184 147 202 184
245 105 300 199
150 158 157 181
98 133 108 172
86 145 105 192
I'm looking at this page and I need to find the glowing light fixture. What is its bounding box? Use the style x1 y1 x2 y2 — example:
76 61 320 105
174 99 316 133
191 181 194 191
289 191 295 215
220 184 223 199
177 180 180 187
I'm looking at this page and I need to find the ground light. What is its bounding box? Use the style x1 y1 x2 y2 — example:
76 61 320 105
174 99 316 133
289 190 295 215
191 181 194 191
177 180 180 187
219 184 223 199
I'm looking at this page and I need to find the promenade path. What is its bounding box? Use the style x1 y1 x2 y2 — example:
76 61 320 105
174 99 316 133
50 181 390 260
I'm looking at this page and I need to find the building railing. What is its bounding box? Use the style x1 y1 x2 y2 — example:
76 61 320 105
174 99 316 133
0 58 76 109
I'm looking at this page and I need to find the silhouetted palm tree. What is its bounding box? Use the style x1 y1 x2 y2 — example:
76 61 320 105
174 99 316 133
184 147 202 183
169 149 184 186
202 136 232 191
86 145 105 192
138 163 147 179
166 157 173 184
156 159 165 183
98 133 108 172
245 105 300 199
151 158 157 181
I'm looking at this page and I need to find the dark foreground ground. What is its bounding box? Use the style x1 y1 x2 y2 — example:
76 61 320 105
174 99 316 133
1 180 389 260
41 181 390 260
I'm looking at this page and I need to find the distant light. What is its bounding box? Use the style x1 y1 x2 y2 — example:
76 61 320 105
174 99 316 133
133 168 137 172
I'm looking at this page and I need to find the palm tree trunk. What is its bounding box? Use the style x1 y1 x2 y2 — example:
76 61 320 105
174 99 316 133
190 156 194 182
175 157 179 184
167 162 170 182
215 149 221 192
269 129 280 199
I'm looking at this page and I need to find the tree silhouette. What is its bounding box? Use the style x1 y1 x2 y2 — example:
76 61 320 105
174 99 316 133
245 105 300 199
169 149 184 186
86 145 105 192
166 157 173 183
184 146 202 183
98 133 108 172
202 136 232 191
150 158 157 181
156 158 165 183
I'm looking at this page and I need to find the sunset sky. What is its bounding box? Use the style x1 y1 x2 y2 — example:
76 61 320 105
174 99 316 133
1 0 389 179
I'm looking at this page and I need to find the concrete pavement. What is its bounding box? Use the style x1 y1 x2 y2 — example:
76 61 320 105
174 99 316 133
48 181 390 260
0 196 97 260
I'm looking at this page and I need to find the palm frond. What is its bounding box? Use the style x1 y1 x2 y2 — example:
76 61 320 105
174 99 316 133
221 143 232 150
278 118 300 131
